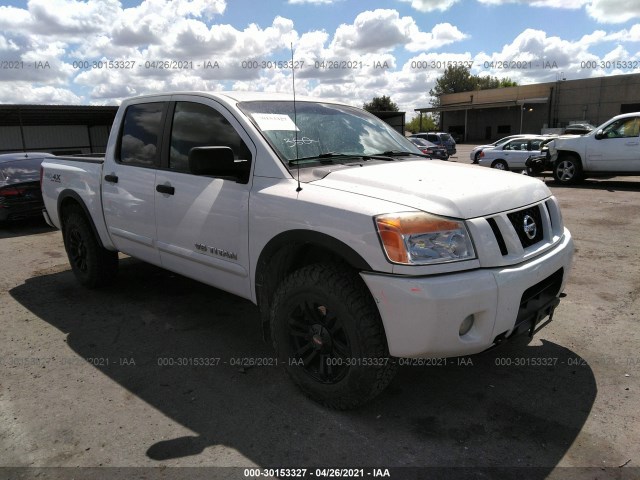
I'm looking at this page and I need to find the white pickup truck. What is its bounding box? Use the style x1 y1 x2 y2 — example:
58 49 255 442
41 92 574 409
548 112 640 184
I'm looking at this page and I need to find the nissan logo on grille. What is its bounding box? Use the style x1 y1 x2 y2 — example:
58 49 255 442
523 214 537 240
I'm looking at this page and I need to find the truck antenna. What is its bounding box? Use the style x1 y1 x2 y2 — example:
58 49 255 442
291 42 302 192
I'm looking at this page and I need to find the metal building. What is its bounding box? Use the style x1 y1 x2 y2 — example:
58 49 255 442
415 73 640 142
0 105 117 155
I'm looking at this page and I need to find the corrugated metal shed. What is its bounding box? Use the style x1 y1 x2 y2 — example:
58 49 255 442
0 105 117 154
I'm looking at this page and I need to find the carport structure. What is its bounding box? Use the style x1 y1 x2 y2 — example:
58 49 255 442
0 104 117 155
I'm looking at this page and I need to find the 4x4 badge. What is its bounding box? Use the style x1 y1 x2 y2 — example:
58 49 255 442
523 215 537 240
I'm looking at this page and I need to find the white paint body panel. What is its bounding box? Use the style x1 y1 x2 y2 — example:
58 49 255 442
548 111 640 173
41 91 575 360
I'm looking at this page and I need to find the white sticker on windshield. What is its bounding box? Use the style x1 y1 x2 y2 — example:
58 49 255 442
252 113 300 131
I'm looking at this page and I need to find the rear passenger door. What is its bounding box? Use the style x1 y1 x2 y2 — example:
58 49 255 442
102 99 169 265
502 139 531 168
154 96 255 299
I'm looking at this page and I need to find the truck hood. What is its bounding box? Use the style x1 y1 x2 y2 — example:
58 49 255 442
549 134 584 148
310 160 551 219
547 134 588 156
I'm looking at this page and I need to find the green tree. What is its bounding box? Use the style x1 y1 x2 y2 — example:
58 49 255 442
430 65 477 98
429 65 518 121
406 114 437 133
363 95 399 112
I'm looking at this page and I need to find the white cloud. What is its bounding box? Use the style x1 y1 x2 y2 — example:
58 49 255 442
288 0 336 3
477 0 589 7
399 0 461 12
330 9 467 54
407 23 468 51
0 85 82 104
332 9 411 53
586 0 640 23
475 0 640 22
0 0 637 113
469 27 640 85
606 24 640 41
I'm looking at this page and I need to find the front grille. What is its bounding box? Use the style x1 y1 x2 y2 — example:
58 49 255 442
486 217 508 256
507 205 544 248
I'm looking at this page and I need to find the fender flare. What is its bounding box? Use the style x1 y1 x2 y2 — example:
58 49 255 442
57 189 107 249
254 229 373 337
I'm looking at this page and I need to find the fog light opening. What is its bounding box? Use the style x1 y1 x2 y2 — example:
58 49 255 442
459 314 475 336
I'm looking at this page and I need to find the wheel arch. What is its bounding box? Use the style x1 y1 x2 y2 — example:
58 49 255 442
491 158 508 168
255 229 373 340
555 150 583 164
57 190 106 249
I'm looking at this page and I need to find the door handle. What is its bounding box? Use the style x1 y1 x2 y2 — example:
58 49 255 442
156 184 175 195
104 174 118 183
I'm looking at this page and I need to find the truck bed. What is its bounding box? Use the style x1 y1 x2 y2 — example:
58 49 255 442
40 154 113 249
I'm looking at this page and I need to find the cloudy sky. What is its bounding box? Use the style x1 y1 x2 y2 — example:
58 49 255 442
0 0 639 114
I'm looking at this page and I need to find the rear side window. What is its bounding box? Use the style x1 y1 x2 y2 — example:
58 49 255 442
530 139 544 150
119 103 165 167
169 101 251 172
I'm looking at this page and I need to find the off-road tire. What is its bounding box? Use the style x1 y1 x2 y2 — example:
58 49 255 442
270 264 396 409
553 154 584 185
63 206 118 288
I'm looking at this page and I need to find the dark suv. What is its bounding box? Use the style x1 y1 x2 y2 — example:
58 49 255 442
410 132 456 156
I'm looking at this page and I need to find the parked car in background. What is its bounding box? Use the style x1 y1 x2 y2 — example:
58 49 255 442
478 136 555 171
548 112 640 184
0 152 53 224
408 137 449 160
563 123 595 135
469 135 530 164
410 132 456 156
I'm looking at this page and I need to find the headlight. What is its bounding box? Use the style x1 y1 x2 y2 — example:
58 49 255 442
375 212 476 265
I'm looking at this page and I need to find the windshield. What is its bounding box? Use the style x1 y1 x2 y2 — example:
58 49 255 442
239 101 422 165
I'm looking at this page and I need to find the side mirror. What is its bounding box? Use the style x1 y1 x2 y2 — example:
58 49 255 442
188 146 249 183
594 129 604 140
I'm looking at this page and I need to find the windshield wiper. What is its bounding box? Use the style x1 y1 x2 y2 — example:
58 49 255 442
288 153 359 166
288 153 387 166
287 151 426 166
373 150 430 158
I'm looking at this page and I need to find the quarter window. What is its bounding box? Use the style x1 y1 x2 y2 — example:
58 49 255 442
169 102 251 172
119 103 164 167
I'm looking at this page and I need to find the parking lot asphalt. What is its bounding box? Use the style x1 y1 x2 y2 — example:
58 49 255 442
1 146 639 479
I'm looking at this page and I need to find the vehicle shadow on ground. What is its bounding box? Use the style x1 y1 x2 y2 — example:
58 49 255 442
0 217 54 239
543 178 640 192
10 259 596 474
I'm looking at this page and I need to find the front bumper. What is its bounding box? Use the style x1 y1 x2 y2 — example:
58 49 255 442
361 229 574 358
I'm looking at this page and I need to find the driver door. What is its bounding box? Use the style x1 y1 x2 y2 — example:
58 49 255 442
586 116 640 172
154 96 255 299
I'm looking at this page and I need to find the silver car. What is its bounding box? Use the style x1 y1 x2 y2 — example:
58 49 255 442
469 135 529 164
477 136 555 171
